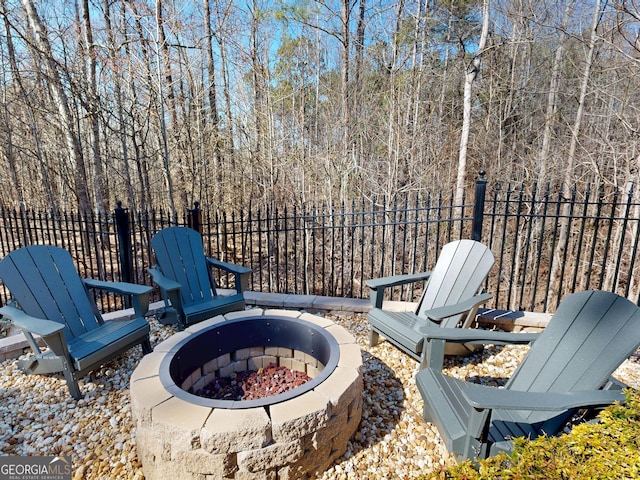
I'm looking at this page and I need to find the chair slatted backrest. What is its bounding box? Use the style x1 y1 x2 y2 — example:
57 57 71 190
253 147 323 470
151 227 214 307
506 290 640 423
416 240 495 327
0 245 102 340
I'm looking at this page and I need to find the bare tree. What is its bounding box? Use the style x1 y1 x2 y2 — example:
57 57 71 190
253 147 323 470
78 0 108 212
1 0 26 208
21 0 91 210
454 0 490 208
154 0 177 216
102 0 137 211
537 0 574 184
124 0 156 211
213 0 236 183
547 0 603 308
0 0 639 226
249 0 274 205
203 0 224 204
339 0 352 185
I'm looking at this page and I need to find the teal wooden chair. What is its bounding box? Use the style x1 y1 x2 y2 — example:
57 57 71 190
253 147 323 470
416 290 640 460
148 226 252 330
0 245 152 399
367 239 495 367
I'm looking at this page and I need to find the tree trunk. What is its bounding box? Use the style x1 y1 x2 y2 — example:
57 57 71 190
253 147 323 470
203 0 224 202
156 0 177 129
214 0 236 206
1 0 27 208
103 0 137 211
21 0 91 211
80 0 108 211
537 0 572 184
354 0 366 88
335 0 352 203
454 0 490 208
154 0 177 216
353 0 366 171
251 0 265 189
1 6 55 210
203 0 219 127
546 0 602 308
250 0 275 205
408 0 427 162
126 0 156 211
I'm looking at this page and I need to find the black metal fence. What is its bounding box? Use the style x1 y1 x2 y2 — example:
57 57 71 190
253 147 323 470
1 174 639 314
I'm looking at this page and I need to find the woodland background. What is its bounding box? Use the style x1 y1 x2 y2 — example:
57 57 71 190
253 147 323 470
0 0 640 214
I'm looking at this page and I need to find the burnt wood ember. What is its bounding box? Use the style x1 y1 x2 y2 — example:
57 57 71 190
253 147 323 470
197 363 312 401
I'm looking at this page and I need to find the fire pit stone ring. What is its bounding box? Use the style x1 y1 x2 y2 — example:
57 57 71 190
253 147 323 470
130 308 363 479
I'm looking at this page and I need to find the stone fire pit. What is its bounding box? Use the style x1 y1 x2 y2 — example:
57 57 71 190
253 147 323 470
130 309 363 479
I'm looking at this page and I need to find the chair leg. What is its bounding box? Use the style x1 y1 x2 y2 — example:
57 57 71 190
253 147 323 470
158 307 178 325
369 329 380 347
423 338 446 371
141 338 153 355
176 312 187 331
62 365 82 400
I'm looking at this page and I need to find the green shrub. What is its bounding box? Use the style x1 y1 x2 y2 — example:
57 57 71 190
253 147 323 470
421 389 640 480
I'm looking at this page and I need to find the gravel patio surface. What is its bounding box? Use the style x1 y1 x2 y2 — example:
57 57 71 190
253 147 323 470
1 310 638 479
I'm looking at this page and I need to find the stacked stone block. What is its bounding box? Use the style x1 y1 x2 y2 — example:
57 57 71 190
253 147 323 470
130 309 363 479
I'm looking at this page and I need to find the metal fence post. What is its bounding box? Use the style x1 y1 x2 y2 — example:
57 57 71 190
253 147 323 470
114 201 133 288
188 201 202 234
472 170 487 241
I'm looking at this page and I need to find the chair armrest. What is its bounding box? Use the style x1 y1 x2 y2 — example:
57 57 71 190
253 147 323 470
460 380 626 411
420 325 539 370
207 257 252 275
0 305 65 337
84 278 152 317
147 267 182 293
417 325 540 345
207 258 252 293
366 271 432 290
366 271 432 308
83 278 152 297
423 292 493 323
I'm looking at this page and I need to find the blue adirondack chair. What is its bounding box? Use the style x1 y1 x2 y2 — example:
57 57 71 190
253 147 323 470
416 290 640 460
148 226 251 330
0 245 152 399
367 239 495 367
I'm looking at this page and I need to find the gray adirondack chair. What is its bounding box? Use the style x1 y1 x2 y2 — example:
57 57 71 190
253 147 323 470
367 239 495 367
416 290 640 460
0 245 152 399
148 226 251 330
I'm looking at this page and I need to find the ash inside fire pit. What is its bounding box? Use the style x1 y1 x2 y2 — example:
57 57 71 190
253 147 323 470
198 363 312 400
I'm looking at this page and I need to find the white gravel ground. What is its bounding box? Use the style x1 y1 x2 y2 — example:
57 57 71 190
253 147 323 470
0 311 638 479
